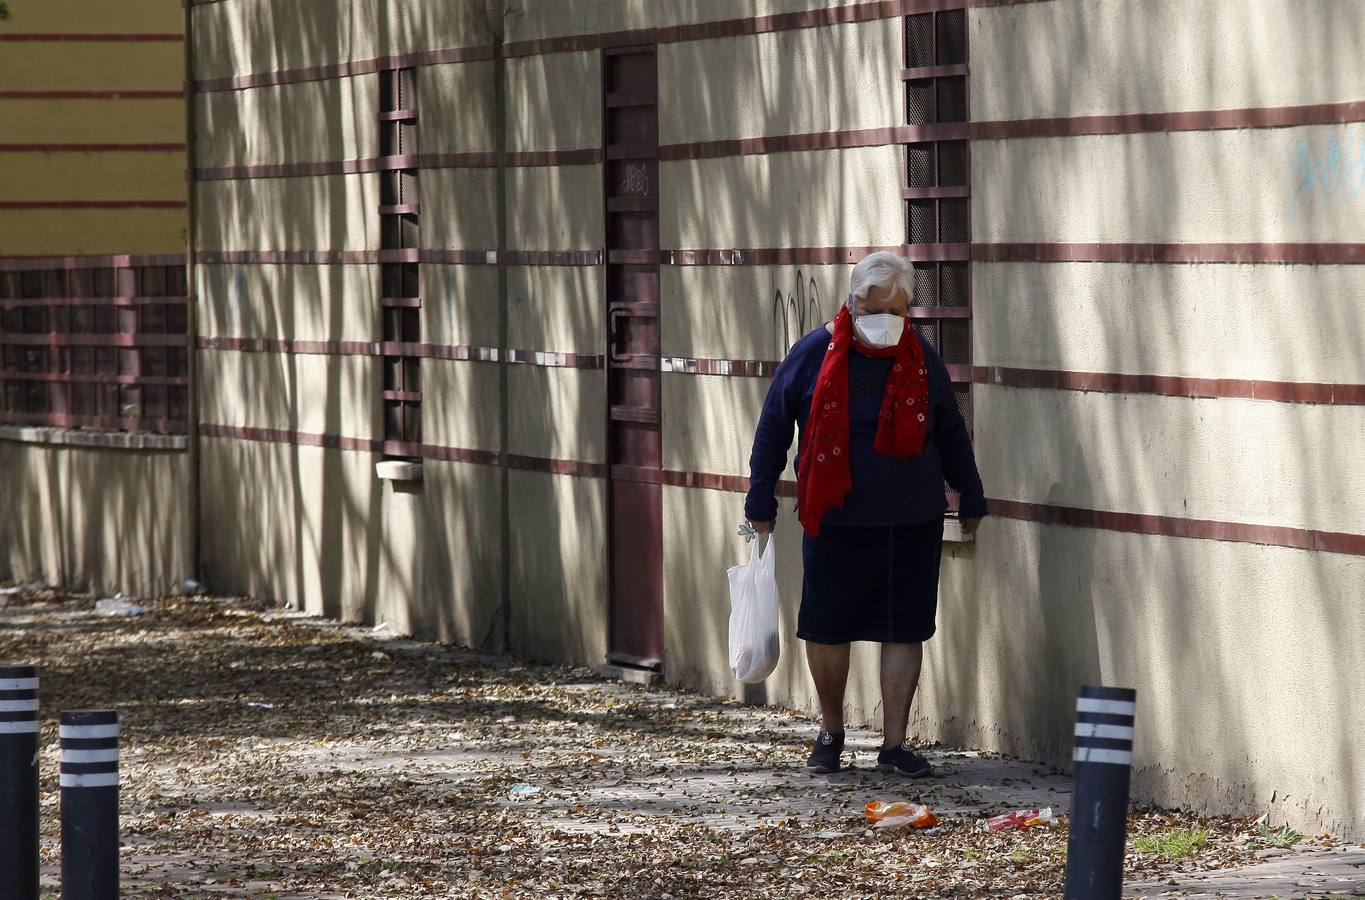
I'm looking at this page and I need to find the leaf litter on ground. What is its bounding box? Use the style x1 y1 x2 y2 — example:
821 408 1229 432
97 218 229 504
0 587 1319 898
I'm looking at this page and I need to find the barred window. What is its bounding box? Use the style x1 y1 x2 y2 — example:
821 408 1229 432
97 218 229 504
902 6 973 438
379 66 422 457
0 263 189 434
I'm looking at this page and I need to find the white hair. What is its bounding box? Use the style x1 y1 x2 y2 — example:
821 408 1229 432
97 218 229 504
847 251 913 309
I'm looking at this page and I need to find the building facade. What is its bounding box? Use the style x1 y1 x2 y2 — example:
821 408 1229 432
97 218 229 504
4 0 1363 839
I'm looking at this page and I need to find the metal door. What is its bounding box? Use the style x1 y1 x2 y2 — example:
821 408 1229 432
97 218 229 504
603 47 662 668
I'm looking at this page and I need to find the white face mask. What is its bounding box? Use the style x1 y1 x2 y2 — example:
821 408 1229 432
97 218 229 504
853 313 905 349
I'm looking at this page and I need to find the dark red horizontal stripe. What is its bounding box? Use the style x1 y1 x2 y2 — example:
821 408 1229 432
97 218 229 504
0 200 185 210
989 498 1365 557
0 33 182 42
974 366 1365 407
659 126 903 161
501 250 602 266
195 250 375 266
973 243 1365 264
503 0 905 57
0 371 187 387
192 422 1365 555
0 90 183 100
0 253 185 272
661 357 781 378
0 333 186 348
0 295 189 309
506 455 607 479
191 45 497 93
666 246 900 266
972 99 1365 141
192 150 597 181
191 249 597 267
0 143 185 153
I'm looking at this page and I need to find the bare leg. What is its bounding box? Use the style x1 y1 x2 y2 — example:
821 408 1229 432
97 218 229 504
804 641 851 732
880 642 924 747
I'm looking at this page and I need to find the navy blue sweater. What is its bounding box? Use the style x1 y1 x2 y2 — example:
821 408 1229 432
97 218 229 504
744 325 988 528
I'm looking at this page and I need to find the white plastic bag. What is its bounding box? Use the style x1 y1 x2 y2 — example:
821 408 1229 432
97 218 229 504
727 535 781 683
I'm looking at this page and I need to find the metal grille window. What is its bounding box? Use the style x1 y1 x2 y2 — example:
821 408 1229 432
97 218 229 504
902 6 973 436
0 263 189 433
379 67 422 455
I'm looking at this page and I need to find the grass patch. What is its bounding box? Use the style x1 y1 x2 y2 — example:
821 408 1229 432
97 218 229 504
1008 847 1034 865
1257 823 1306 848
1134 827 1211 859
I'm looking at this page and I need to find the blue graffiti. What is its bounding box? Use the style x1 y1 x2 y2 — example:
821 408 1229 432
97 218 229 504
1289 131 1365 215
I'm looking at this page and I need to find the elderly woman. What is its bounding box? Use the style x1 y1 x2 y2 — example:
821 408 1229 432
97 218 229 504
744 251 987 777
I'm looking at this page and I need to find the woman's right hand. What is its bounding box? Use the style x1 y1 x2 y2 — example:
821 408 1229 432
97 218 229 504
748 519 775 534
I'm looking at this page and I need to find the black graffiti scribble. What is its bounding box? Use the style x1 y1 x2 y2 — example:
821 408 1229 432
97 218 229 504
771 269 822 358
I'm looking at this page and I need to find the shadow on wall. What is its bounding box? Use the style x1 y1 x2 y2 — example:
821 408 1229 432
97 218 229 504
969 0 1364 834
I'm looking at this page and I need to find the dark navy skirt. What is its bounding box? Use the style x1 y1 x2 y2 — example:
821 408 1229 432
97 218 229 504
798 517 945 644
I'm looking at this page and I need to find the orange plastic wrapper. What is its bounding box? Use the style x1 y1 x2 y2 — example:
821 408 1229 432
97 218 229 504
979 807 1058 831
864 800 938 830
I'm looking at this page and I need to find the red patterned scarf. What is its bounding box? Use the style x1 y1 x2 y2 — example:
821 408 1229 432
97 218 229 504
797 307 929 536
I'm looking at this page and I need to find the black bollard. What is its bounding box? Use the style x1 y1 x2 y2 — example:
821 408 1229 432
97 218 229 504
1 665 40 899
1064 685 1137 900
60 710 120 900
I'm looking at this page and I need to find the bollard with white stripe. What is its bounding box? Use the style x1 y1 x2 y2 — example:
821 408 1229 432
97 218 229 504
1064 685 1137 900
1 665 40 898
60 710 120 900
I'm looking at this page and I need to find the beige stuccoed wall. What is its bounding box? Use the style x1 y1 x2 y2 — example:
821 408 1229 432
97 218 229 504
420 169 499 251
662 374 768 477
509 470 609 666
191 0 495 82
505 51 601 153
975 385 1365 536
504 0 875 43
662 147 904 250
198 264 378 343
971 0 1365 121
196 174 379 252
200 352 379 441
422 361 502 453
0 440 191 597
505 165 603 251
195 75 376 168
660 17 900 144
912 517 1364 838
507 266 603 352
662 264 845 361
974 125 1365 245
973 262 1365 384
424 265 501 347
508 367 607 463
198 438 379 620
422 63 497 155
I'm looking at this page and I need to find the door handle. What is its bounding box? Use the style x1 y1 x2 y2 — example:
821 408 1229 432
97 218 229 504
608 308 628 363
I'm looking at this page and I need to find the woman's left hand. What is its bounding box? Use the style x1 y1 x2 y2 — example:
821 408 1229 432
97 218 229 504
961 517 983 536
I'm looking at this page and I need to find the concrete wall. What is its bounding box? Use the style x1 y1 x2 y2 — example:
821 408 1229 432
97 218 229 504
0 2 191 596
176 0 1365 841
190 0 506 651
0 436 191 597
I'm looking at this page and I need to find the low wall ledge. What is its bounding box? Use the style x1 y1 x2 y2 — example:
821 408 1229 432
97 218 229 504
0 425 188 452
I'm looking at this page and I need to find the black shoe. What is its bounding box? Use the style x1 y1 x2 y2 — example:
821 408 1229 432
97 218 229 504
806 730 845 773
877 742 933 777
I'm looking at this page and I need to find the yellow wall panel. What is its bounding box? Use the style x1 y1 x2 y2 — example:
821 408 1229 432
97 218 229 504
0 0 180 34
0 99 184 145
0 44 184 93
0 208 184 256
0 151 184 202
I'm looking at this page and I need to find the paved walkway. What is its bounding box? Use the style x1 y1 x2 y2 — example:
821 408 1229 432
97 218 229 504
4 595 1359 898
